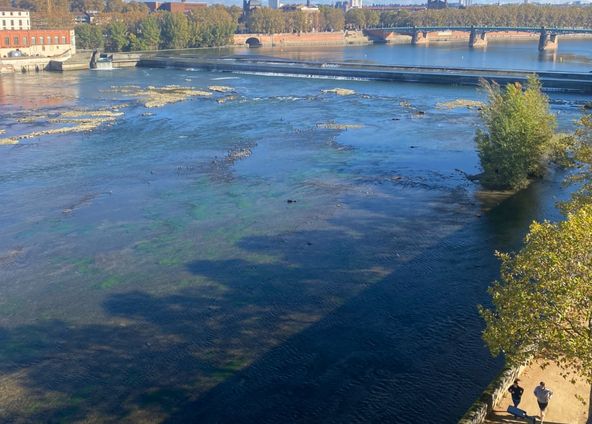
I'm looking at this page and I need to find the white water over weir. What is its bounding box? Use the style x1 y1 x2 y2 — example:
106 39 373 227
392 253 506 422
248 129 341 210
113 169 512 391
138 55 592 93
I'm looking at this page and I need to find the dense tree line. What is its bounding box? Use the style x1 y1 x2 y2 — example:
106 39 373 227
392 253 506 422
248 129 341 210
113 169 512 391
76 7 236 51
247 5 592 34
379 5 592 28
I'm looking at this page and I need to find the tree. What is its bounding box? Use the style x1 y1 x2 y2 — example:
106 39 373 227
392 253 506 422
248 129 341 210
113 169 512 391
345 8 366 30
479 204 592 382
561 115 592 214
135 15 161 50
248 8 285 34
320 6 344 32
105 0 125 13
475 76 557 190
189 6 236 47
105 20 128 52
364 9 379 28
159 12 190 49
75 24 104 49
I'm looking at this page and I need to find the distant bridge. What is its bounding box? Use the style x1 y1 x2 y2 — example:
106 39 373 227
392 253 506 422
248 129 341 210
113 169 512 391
364 26 592 50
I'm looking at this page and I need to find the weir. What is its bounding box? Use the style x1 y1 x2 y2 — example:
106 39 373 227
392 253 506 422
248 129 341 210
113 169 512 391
138 56 592 93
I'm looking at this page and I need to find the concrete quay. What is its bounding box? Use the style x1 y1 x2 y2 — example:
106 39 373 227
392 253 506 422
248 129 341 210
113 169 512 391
138 56 592 93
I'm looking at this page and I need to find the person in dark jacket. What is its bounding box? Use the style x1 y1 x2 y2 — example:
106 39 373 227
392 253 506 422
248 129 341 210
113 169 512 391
508 379 524 407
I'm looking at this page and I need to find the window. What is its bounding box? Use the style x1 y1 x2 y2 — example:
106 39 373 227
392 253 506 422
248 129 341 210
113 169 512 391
23 36 27 45
39 36 43 45
10 19 13 27
54 36 58 44
61 36 66 44
31 36 35 45
13 36 18 45
4 36 9 46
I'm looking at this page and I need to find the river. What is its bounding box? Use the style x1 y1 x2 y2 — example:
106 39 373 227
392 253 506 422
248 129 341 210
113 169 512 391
0 41 589 423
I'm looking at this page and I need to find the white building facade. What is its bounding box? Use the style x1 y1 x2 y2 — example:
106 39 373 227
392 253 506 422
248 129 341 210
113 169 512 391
0 9 31 31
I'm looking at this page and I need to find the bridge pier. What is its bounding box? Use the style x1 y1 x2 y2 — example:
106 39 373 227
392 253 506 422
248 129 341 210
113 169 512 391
469 29 487 48
412 30 429 45
539 30 558 51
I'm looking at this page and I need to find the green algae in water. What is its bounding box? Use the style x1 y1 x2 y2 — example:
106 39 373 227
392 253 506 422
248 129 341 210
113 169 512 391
95 276 122 289
189 203 209 220
158 257 182 266
72 258 99 275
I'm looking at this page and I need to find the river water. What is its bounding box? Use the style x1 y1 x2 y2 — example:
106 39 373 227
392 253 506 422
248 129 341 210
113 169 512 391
0 41 589 423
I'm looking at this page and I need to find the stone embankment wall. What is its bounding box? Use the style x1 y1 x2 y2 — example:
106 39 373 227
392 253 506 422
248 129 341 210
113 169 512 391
0 56 61 73
458 364 526 424
233 31 370 47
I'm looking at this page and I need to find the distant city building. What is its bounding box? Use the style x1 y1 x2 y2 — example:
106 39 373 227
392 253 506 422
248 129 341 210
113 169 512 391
242 0 261 18
335 1 348 11
269 0 281 8
427 0 447 9
0 8 30 31
350 0 362 8
144 2 207 13
0 29 75 58
365 5 426 11
73 10 99 25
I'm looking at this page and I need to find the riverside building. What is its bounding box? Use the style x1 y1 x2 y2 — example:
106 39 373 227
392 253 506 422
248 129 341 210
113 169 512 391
0 8 31 30
0 28 76 58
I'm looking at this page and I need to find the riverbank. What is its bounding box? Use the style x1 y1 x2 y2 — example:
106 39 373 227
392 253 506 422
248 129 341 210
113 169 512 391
484 360 590 424
231 30 592 48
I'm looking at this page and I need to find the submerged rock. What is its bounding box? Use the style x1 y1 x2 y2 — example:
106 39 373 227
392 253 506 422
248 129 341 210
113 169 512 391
209 85 234 93
217 95 238 104
111 85 212 108
0 109 123 145
317 122 363 130
436 99 484 110
321 88 355 96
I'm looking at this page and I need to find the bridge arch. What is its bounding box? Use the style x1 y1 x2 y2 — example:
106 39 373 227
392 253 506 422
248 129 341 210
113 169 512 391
245 37 262 48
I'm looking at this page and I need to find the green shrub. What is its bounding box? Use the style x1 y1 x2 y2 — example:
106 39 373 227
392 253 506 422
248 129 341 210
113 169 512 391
476 76 557 190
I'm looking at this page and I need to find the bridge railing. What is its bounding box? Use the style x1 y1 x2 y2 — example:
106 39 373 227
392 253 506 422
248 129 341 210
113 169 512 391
366 26 592 34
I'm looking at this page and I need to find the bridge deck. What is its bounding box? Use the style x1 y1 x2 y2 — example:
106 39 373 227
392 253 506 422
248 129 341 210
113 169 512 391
366 26 592 34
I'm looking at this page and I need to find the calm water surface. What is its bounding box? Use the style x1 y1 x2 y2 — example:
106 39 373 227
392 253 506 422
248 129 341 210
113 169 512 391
0 53 587 423
237 38 592 71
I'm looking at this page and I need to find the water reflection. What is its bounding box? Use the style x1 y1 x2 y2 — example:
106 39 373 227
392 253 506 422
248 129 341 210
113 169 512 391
0 72 80 110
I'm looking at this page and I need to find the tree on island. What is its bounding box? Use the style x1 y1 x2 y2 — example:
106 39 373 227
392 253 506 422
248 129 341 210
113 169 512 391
475 76 557 190
480 115 592 383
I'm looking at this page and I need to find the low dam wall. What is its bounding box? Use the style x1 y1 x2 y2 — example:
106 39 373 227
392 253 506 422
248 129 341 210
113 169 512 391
138 56 592 93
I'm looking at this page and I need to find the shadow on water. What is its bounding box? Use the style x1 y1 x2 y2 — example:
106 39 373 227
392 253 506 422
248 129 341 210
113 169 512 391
0 182 554 423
